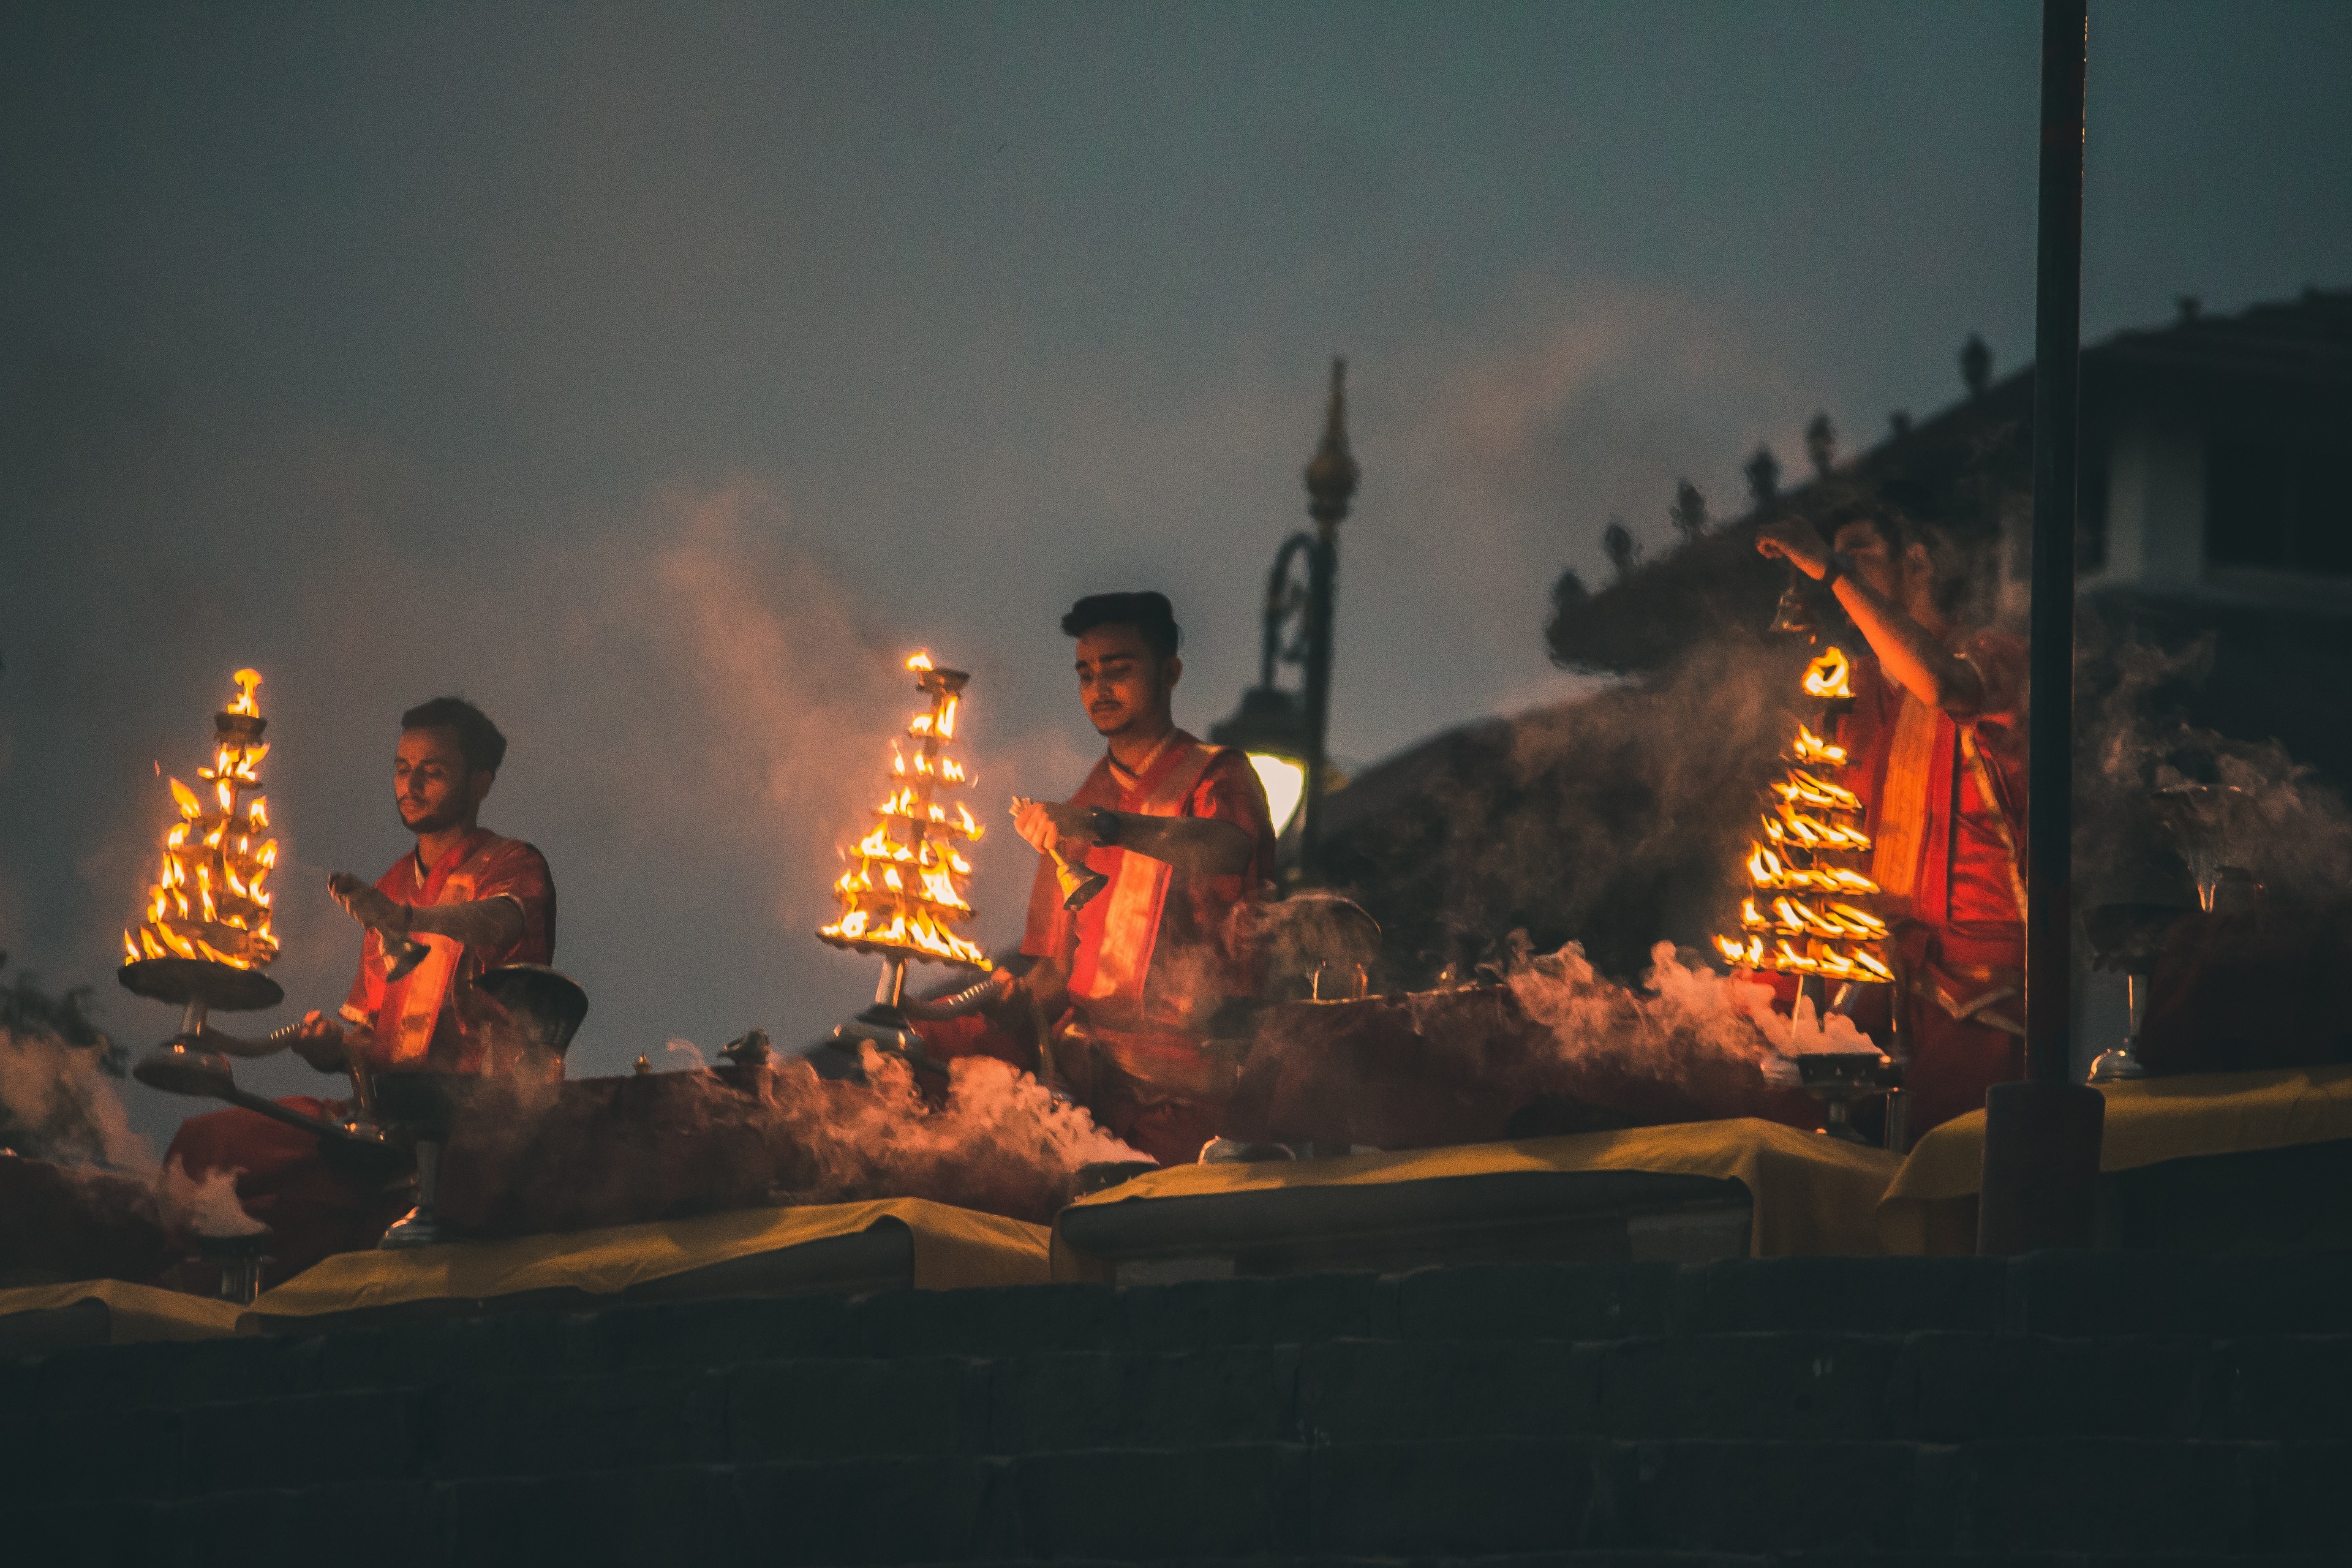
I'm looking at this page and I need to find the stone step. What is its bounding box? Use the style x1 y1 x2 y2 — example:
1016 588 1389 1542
17 1440 2351 1564
13 1328 2350 1498
13 1252 2352 1416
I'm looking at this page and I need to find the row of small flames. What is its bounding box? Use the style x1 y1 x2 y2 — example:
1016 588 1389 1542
1714 645 1893 984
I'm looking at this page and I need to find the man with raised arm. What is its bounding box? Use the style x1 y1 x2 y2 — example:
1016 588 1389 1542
1759 503 2029 1134
998 592 1277 1165
164 696 556 1273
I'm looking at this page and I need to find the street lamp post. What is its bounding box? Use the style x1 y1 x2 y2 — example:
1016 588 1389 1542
1300 358 1359 865
1213 358 1357 872
1977 0 2105 1256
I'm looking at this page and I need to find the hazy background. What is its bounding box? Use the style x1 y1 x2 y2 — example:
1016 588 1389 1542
5 1 2347 1148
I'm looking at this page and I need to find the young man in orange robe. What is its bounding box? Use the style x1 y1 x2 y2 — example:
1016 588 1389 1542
997 592 1277 1166
164 697 555 1275
1760 505 2029 1136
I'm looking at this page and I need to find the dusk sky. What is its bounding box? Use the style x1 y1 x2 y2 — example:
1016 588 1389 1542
5 1 2348 1147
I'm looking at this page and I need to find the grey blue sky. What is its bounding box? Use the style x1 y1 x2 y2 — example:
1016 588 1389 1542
4 1 2346 1145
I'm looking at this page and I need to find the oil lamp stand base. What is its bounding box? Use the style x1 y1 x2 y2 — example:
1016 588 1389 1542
379 1140 446 1250
379 1211 447 1250
2087 1044 2147 1083
832 1006 954 1075
1790 1050 1902 1149
194 1226 276 1306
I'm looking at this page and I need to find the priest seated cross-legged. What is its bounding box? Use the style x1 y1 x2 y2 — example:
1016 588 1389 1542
165 696 555 1277
981 592 1277 1167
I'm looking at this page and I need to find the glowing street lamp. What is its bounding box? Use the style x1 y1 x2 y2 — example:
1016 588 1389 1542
1210 684 1311 839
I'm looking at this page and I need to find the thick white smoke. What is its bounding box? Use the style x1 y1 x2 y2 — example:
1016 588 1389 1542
0 1020 265 1237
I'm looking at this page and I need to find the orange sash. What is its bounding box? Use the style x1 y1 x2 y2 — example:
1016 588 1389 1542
1869 692 1940 902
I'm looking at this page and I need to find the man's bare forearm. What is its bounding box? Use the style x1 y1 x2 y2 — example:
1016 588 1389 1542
404 895 526 949
1104 813 1253 876
1830 576 1983 717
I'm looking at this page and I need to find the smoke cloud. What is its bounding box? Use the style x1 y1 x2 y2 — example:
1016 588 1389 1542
0 1021 153 1170
159 1154 265 1238
0 1018 266 1243
769 1048 1145 1222
2078 620 2352 910
442 1044 1145 1233
1327 633 1809 984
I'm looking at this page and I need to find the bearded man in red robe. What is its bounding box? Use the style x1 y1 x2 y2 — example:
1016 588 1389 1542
996 592 1277 1166
164 696 555 1275
1761 505 2029 1136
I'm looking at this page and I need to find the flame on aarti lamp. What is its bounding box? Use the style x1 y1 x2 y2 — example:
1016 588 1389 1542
126 669 279 970
1792 723 1847 766
1801 646 1854 700
1717 641 1890 982
819 650 990 971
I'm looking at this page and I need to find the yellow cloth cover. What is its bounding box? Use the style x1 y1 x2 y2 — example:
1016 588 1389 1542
1054 1117 1899 1278
244 1198 1050 1324
0 1279 242 1343
1879 1065 2352 1254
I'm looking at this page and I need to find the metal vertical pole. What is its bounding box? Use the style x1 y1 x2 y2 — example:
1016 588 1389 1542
1299 358 1358 869
2024 0 2086 1083
1979 0 2105 1256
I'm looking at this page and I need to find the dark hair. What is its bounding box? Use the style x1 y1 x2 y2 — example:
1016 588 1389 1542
401 696 507 775
1821 500 1968 616
1821 496 1912 553
1061 591 1182 660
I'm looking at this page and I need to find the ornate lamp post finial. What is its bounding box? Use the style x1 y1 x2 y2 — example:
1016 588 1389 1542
1305 358 1359 530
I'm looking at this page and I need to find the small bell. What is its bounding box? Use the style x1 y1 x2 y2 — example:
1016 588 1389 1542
1768 563 1817 641
1053 853 1110 911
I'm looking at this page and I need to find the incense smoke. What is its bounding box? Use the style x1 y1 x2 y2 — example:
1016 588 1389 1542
0 1017 266 1241
159 1155 266 1237
0 1020 152 1170
2077 620 2352 908
441 1042 1147 1235
769 1047 1145 1221
1499 938 1869 1082
1329 633 1807 985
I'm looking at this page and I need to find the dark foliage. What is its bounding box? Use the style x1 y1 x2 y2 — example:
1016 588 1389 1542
1318 635 1811 986
0 956 125 1077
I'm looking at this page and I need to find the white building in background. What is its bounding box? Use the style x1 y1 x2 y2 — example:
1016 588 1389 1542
2082 287 2352 605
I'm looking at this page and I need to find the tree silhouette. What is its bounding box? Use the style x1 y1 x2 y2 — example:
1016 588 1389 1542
1960 334 1992 399
1804 412 1836 478
1669 478 1708 540
1744 446 1781 508
1602 518 1640 579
